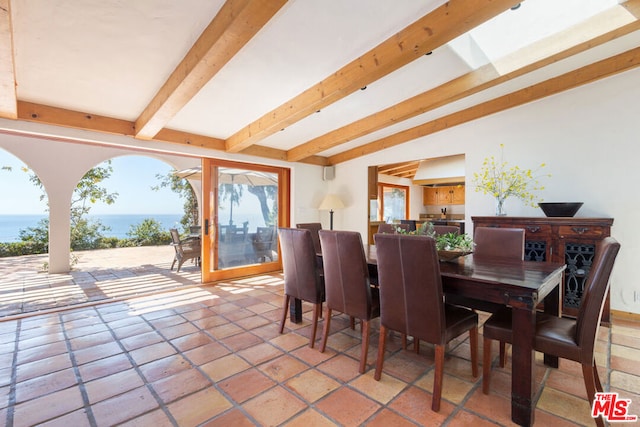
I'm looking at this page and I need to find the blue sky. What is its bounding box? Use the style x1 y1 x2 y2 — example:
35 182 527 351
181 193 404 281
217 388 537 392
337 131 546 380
0 151 184 215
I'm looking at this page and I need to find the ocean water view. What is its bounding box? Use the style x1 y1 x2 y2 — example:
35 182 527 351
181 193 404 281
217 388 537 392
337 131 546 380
0 214 183 242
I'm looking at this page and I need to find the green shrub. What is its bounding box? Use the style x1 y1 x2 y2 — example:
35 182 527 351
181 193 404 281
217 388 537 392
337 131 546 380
127 218 172 246
0 241 48 257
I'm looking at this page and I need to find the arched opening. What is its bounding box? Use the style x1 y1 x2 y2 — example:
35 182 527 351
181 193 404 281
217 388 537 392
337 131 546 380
70 154 200 273
0 148 50 257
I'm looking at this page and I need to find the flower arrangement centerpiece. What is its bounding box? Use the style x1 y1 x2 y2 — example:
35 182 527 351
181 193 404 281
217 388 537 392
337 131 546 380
395 222 475 261
473 144 549 216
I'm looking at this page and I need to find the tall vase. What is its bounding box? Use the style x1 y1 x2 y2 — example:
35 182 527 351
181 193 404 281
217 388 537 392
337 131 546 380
495 197 507 216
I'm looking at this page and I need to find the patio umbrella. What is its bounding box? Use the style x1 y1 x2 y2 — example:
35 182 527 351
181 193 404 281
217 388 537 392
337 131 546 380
173 166 277 225
173 166 277 186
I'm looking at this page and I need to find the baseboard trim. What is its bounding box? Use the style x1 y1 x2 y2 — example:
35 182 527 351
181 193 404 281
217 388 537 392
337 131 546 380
611 309 640 322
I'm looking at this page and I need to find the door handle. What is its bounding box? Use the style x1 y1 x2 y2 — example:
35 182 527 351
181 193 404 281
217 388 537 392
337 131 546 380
204 219 209 235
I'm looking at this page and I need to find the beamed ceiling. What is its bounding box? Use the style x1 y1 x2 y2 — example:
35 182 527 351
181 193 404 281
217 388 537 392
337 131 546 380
1 0 640 167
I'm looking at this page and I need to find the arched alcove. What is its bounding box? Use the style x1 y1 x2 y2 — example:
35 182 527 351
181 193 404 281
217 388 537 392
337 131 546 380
70 154 202 271
0 148 50 249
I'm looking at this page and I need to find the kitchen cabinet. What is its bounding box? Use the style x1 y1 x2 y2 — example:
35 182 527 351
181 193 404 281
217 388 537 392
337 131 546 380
423 185 465 205
423 187 438 205
472 216 614 323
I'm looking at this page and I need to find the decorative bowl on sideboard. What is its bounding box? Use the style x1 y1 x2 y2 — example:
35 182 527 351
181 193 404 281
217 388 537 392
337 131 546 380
538 202 584 217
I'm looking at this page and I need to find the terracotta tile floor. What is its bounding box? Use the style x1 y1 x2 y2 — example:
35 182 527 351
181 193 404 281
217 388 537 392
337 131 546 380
0 247 639 426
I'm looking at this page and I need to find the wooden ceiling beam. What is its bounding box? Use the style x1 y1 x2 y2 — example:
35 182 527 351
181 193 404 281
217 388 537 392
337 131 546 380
288 4 640 162
134 0 287 140
225 0 518 154
17 101 328 165
329 45 640 164
0 0 17 119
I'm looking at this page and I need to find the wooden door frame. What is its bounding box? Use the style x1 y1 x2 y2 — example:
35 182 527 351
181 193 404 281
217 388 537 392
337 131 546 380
201 158 290 283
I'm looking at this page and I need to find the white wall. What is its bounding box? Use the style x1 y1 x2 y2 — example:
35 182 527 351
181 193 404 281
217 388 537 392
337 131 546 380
331 66 640 315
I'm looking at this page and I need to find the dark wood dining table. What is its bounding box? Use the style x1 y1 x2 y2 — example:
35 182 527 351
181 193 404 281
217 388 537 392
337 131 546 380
299 245 566 426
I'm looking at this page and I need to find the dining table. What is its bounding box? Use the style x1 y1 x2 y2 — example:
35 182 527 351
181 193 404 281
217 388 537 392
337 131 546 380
301 245 565 427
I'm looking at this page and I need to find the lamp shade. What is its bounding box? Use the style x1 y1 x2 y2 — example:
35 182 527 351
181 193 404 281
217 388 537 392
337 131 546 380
319 194 345 211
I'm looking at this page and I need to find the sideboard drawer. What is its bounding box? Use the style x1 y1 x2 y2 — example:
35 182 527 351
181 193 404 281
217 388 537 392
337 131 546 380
558 225 605 238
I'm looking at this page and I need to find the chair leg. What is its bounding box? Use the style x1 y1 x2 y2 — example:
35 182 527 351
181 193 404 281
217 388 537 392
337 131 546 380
469 326 478 378
483 337 492 395
350 316 355 330
592 360 603 393
499 341 507 368
319 308 332 353
582 362 605 427
414 337 420 354
359 319 370 374
374 325 387 381
309 302 321 348
171 256 177 271
432 344 445 412
279 295 290 334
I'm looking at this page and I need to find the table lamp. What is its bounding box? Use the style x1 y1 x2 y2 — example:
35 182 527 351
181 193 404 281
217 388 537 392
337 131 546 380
319 194 345 230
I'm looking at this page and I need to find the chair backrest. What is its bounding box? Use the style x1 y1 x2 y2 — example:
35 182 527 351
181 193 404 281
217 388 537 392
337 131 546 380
170 228 181 245
296 223 322 254
473 227 525 260
374 233 446 345
277 228 324 303
318 230 374 320
400 220 417 232
575 237 620 358
377 223 397 234
189 225 200 235
433 225 459 236
377 223 411 234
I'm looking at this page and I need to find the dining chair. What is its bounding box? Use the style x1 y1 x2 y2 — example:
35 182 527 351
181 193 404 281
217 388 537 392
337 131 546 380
482 237 620 427
277 228 325 348
400 219 417 231
473 227 525 260
296 222 322 254
318 230 380 374
433 225 459 236
373 233 479 411
377 223 410 234
169 228 201 272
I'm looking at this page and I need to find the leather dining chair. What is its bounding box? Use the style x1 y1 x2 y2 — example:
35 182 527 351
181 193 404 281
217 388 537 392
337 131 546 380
373 233 479 412
469 226 526 360
277 228 325 348
377 223 410 234
296 222 322 254
482 237 620 427
318 230 380 374
433 225 459 236
473 227 525 260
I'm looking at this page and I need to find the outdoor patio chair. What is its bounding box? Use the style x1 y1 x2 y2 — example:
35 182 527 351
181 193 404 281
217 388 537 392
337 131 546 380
253 226 276 262
170 228 201 272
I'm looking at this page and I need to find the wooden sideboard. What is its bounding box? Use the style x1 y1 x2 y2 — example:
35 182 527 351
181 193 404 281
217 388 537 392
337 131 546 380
472 216 614 323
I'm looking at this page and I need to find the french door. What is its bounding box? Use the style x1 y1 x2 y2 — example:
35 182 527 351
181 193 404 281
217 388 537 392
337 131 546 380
201 159 290 282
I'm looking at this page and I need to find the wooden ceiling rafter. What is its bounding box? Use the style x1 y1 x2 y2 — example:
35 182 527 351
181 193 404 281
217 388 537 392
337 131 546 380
134 0 287 140
329 45 640 165
0 0 17 119
288 3 640 162
15 101 328 166
377 161 421 179
224 0 519 154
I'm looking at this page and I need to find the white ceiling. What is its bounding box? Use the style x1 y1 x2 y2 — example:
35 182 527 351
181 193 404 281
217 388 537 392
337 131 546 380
5 0 640 164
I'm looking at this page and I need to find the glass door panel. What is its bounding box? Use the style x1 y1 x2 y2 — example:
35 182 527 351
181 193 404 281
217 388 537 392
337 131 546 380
202 159 288 282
